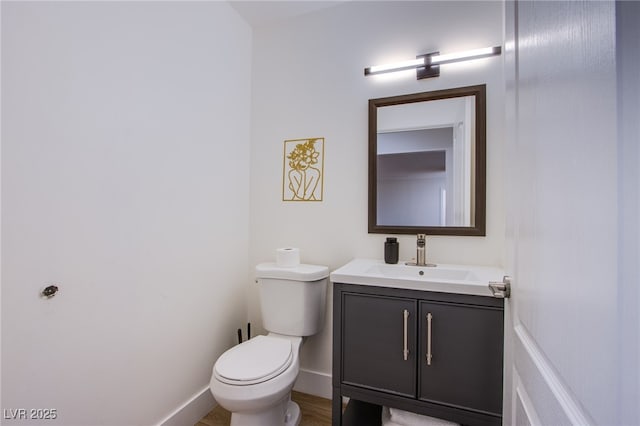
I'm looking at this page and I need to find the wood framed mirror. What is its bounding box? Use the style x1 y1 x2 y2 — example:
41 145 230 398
368 85 486 236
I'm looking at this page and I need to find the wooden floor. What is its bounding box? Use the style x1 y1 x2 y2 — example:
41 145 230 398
196 391 332 426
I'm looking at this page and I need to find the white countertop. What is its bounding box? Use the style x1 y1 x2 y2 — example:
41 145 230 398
330 258 504 298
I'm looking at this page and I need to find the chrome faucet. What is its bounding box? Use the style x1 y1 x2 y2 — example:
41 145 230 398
406 234 436 267
416 234 426 266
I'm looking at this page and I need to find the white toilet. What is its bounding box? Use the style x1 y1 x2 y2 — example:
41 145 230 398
210 262 329 426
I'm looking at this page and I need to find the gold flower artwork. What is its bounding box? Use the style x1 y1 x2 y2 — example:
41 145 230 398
282 137 324 202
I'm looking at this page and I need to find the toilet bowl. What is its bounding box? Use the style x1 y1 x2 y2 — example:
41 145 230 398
209 262 328 426
210 334 303 425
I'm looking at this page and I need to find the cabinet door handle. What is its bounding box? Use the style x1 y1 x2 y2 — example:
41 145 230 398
403 309 410 361
426 312 433 366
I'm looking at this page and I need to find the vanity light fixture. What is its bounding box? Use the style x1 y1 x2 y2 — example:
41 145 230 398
364 46 502 79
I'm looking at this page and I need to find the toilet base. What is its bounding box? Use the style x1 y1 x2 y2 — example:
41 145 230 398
229 395 301 426
284 400 301 426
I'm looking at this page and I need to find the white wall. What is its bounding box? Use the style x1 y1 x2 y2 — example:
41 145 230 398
249 1 504 395
1 2 251 425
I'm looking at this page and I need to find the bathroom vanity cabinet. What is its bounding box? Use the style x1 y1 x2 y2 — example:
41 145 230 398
332 282 504 426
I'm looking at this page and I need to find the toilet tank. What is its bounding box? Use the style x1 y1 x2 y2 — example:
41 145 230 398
255 263 329 336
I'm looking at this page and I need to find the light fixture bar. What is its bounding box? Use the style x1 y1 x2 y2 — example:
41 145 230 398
364 57 425 76
429 46 502 65
364 45 502 79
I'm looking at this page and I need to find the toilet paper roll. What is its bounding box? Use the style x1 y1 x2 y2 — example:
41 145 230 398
276 247 300 268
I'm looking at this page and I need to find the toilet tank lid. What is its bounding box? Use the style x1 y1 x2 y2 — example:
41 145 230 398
256 263 329 281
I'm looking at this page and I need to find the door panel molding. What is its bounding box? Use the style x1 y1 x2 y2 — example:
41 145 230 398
513 370 539 426
513 324 592 426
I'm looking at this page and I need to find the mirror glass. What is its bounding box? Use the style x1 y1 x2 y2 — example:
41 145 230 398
368 85 486 236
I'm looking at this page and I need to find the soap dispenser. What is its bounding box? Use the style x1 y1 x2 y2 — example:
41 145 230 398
384 237 399 264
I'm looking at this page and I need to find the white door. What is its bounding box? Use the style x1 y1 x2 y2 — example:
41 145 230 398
503 1 639 425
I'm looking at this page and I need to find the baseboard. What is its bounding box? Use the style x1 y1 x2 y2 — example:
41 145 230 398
157 369 330 425
158 385 216 426
293 368 332 399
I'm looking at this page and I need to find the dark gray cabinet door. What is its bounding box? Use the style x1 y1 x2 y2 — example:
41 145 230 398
418 301 504 415
342 293 417 397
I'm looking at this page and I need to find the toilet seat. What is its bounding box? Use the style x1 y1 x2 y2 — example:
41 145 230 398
214 336 293 385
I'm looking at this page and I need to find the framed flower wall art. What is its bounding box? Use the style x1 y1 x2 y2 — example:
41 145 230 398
282 137 324 202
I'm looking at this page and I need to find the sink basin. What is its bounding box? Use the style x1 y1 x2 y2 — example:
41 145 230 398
330 258 504 297
365 263 479 281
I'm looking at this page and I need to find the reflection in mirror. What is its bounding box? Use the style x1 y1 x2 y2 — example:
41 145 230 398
369 85 486 236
